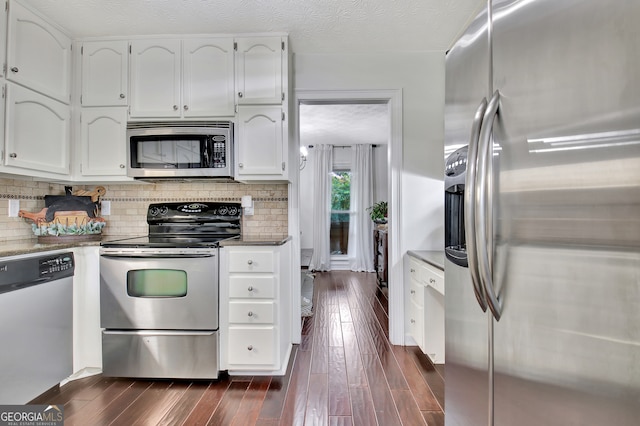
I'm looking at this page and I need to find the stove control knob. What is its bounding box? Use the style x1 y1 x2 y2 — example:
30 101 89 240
149 206 160 216
218 206 228 215
228 206 238 216
160 206 169 215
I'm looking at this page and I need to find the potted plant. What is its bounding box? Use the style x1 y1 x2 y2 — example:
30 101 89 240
367 201 388 224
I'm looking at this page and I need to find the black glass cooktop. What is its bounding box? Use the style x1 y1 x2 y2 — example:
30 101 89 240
101 235 240 248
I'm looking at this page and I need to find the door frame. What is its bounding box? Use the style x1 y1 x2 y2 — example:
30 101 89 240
290 89 404 345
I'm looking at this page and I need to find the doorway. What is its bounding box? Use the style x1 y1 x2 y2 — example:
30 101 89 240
290 89 404 345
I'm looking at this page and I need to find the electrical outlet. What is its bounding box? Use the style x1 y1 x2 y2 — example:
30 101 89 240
244 206 254 216
8 199 19 217
101 200 111 216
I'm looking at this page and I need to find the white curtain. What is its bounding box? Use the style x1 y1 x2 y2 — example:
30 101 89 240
348 144 374 272
309 144 333 271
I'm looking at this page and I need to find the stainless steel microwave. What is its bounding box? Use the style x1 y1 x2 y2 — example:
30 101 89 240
127 121 233 179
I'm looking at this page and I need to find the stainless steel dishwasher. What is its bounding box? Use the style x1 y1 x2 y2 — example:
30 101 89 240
0 251 74 404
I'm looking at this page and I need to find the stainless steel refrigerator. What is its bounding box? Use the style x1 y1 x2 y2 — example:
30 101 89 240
444 1 640 425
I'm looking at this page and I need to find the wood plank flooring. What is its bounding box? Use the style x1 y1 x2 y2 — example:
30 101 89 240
31 271 444 425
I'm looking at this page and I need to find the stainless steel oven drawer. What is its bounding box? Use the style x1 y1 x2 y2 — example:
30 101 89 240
102 330 219 379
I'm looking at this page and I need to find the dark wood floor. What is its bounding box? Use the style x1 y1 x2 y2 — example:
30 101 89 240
31 271 444 425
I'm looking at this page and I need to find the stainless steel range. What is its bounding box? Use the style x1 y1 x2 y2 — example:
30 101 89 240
99 201 241 379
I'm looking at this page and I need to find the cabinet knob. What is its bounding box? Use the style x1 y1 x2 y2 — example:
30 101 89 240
10 67 18 73
247 345 253 351
119 93 125 99
119 164 125 168
184 105 189 111
238 163 244 168
247 311 254 317
410 289 415 295
247 286 254 292
430 278 436 284
247 259 253 265
410 268 415 273
173 105 178 111
9 153 17 158
410 319 415 324
238 92 243 98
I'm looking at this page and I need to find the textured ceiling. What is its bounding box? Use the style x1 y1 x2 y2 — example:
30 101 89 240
300 103 389 146
21 0 485 53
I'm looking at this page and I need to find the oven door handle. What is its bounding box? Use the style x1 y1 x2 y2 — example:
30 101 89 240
102 330 216 336
100 253 216 259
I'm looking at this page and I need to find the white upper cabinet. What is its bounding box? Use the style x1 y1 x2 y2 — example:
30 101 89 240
80 107 128 176
129 39 181 118
237 105 287 179
235 37 285 105
130 37 234 119
5 83 70 175
183 38 235 117
81 41 128 107
7 1 72 104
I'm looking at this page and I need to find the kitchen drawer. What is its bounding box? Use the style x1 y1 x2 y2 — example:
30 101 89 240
228 327 276 366
409 278 424 307
407 299 424 350
408 258 422 282
229 275 275 299
423 266 445 295
229 301 275 324
229 250 275 273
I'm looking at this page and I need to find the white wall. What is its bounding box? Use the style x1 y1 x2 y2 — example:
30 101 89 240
294 52 445 255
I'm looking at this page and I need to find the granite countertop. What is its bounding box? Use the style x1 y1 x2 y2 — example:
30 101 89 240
219 235 292 247
407 250 445 271
0 238 102 258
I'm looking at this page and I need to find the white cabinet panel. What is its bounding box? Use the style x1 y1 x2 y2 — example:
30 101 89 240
129 39 181 118
183 38 234 117
235 37 284 105
229 301 275 324
5 83 69 175
7 1 71 104
228 327 276 367
80 107 127 176
81 41 128 106
237 105 285 178
229 250 275 273
229 275 275 299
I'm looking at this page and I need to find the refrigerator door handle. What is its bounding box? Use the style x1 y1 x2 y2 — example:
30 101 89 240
476 90 502 321
465 97 489 312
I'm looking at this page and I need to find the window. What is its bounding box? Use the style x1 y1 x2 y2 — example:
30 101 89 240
330 170 351 255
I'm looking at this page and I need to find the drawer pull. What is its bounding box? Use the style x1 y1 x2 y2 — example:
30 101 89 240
248 286 254 292
410 289 415 295
410 268 415 273
410 319 415 324
429 278 436 284
247 345 253 351
247 311 254 317
247 259 253 265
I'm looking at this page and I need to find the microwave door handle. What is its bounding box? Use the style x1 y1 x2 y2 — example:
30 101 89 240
476 90 502 321
466 97 489 312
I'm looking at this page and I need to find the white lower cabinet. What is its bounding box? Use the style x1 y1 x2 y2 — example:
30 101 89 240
405 255 445 364
222 243 291 374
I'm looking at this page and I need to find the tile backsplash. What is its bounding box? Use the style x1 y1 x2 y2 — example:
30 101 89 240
0 177 288 244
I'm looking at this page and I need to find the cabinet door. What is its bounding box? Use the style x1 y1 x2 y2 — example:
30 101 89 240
5 84 70 175
237 106 285 177
7 1 71 104
81 41 128 107
129 39 181 118
80 107 127 176
235 37 283 105
183 38 234 117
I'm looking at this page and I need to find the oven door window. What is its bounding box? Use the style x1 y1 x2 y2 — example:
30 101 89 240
127 269 187 297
